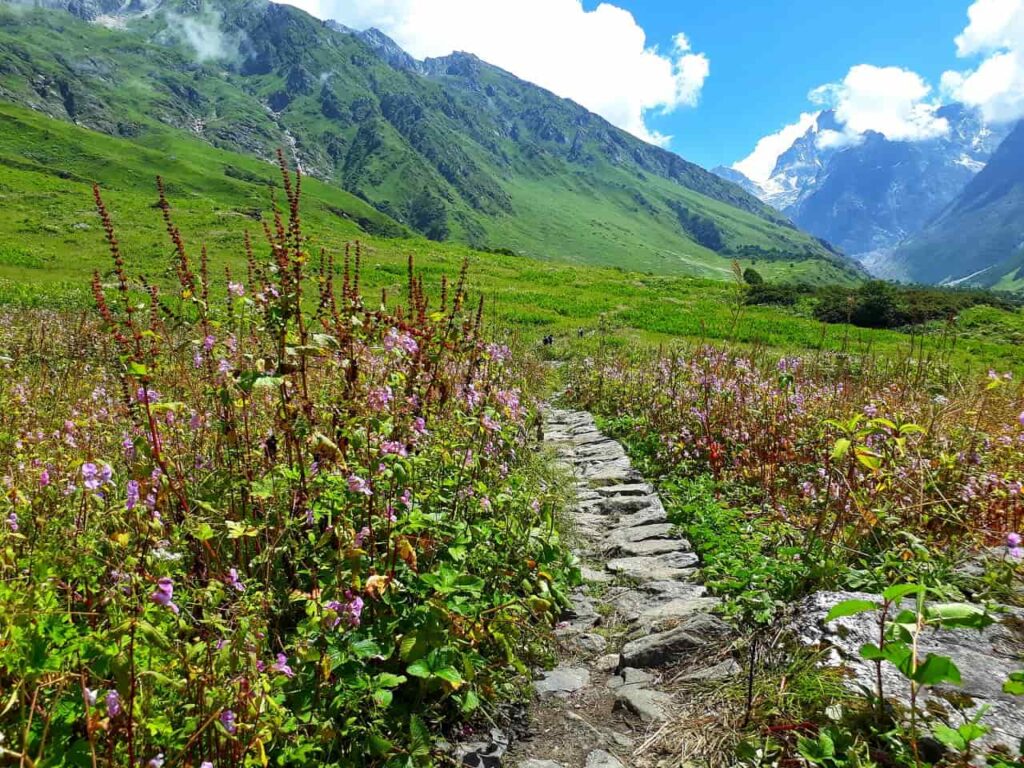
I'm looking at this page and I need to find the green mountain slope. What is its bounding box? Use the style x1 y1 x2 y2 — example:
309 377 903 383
892 120 1024 288
0 0 860 282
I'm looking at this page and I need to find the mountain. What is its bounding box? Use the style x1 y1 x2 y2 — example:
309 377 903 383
890 121 1024 287
715 107 1009 278
0 0 859 282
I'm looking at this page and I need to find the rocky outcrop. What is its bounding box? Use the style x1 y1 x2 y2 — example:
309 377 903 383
795 590 1024 756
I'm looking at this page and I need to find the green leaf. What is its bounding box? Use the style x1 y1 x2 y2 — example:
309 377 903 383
372 689 393 708
1003 672 1024 696
825 599 877 623
366 734 394 757
434 667 464 686
375 673 407 689
351 639 383 660
831 438 851 461
883 583 922 603
859 643 887 661
406 660 432 679
926 603 994 630
912 654 961 686
932 724 967 752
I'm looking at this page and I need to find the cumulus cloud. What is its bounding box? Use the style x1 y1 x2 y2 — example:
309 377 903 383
808 65 950 145
732 111 820 183
941 0 1024 123
279 0 709 147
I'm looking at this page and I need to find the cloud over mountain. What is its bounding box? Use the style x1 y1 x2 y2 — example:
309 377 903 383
942 0 1024 123
278 0 709 147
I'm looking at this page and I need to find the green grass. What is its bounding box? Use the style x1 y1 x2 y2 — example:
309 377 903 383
1 101 1023 372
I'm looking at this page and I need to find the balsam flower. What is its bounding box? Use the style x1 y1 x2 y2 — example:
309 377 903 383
150 577 179 614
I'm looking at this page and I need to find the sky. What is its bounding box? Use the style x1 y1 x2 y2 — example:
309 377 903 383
281 0 1024 175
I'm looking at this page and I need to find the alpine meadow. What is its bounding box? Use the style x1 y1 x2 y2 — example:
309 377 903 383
0 1 1022 767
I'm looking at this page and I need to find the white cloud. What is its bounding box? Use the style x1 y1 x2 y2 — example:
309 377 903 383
732 111 819 182
279 0 708 147
808 65 950 144
941 0 1024 123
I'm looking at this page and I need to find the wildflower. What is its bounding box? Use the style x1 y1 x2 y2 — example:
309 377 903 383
201 763 214 768
482 413 500 432
355 526 370 547
412 417 428 435
219 710 237 734
81 463 100 491
384 328 418 355
326 591 364 628
150 577 179 614
39 468 50 487
203 335 215 352
380 440 407 457
218 359 231 375
227 281 245 298
227 568 245 592
1019 411 1024 427
863 404 878 418
1009 533 1022 548
106 690 122 717
270 653 294 678
347 475 372 496
6 512 17 532
147 755 165 768
136 387 160 404
84 688 97 707
1011 548 1024 560
368 386 393 410
125 481 141 512
122 434 135 460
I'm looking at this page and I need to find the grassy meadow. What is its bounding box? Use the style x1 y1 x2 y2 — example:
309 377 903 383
2 102 1023 375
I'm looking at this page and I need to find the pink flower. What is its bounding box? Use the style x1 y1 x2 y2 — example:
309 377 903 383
228 282 245 298
270 653 294 678
1008 532 1022 548
355 526 370 547
368 386 393 410
106 690 122 717
39 468 50 487
150 577 179 614
347 475 372 496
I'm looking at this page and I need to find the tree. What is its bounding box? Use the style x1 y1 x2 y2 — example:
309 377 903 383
742 267 764 286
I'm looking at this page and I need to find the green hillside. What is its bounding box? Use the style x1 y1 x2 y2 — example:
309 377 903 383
0 0 861 281
3 102 1022 372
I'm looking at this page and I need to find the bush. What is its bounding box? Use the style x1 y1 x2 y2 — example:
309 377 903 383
745 282 798 306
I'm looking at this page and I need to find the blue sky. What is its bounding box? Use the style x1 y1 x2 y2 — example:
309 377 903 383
621 0 972 168
285 0 1024 175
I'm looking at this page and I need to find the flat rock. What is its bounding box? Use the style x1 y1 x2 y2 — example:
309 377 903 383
679 658 742 682
519 761 566 768
605 552 699 581
580 566 613 583
616 506 668 528
584 750 626 768
595 653 620 673
608 522 676 543
533 667 591 698
613 538 690 558
638 597 722 630
570 632 608 655
596 483 655 497
614 685 674 723
619 613 731 669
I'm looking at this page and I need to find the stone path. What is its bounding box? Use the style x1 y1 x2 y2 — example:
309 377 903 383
503 407 736 768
